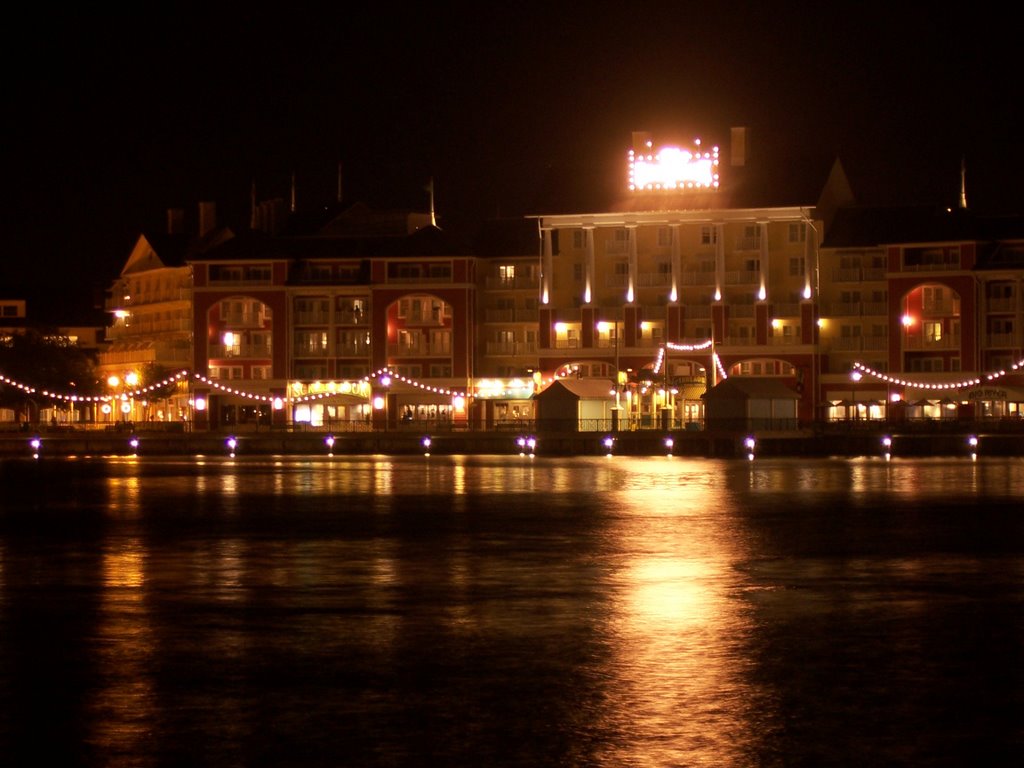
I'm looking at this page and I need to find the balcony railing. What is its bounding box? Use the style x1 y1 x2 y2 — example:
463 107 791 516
208 343 273 358
833 268 862 282
863 335 888 350
985 332 1018 348
902 334 961 350
484 308 540 323
724 270 760 286
772 302 801 318
484 275 540 290
387 343 452 357
293 312 331 325
485 342 538 355
986 297 1017 312
862 302 887 316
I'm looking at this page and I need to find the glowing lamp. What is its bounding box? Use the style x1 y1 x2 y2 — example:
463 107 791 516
373 396 385 410
273 397 284 410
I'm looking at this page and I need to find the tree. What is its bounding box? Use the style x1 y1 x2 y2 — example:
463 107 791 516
0 329 100 424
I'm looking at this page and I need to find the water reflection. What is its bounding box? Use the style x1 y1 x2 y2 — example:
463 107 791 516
588 459 762 766
0 455 1020 767
90 538 155 766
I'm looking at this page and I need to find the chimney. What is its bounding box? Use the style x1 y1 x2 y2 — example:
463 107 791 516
167 208 185 235
730 127 749 167
632 131 653 153
198 201 216 238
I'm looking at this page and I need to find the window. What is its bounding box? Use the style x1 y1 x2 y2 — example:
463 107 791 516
429 364 452 378
614 261 629 275
251 366 271 380
337 330 370 355
337 297 367 323
498 264 516 283
573 263 584 281
657 227 671 247
700 226 717 245
295 331 328 355
789 257 805 276
924 322 943 342
788 223 806 243
572 230 586 249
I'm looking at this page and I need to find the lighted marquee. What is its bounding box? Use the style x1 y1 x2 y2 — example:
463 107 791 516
628 139 719 191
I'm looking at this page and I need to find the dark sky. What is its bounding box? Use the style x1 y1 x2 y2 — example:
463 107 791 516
4 4 1022 320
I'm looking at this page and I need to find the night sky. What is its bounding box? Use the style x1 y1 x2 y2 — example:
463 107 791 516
4 4 1022 321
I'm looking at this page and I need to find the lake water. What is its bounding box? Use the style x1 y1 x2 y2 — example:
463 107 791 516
1 454 1022 767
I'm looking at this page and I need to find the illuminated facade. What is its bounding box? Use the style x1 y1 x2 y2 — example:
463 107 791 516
818 206 1024 421
99 205 228 424
86 135 1024 433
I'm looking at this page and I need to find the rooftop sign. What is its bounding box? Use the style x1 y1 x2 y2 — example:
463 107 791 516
628 139 719 192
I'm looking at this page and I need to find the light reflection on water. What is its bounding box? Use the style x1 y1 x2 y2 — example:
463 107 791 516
0 455 1021 767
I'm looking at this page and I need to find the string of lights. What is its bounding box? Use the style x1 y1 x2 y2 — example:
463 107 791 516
852 358 1024 390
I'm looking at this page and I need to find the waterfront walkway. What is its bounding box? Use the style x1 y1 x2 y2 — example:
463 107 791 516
2 422 1021 458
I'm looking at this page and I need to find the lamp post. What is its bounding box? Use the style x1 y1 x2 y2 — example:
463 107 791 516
598 319 621 431
849 369 862 423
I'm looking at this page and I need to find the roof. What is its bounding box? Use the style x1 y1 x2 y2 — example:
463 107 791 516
702 377 799 401
524 141 842 216
535 378 615 400
193 223 474 262
821 206 1024 248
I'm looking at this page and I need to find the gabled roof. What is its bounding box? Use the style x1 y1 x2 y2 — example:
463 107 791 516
822 206 1024 248
535 378 615 400
702 377 799 401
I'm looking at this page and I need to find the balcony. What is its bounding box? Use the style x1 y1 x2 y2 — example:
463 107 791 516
987 297 1017 313
772 302 801 318
985 332 1018 348
724 270 759 286
208 343 273 358
862 302 887 316
294 311 331 325
679 271 716 286
863 335 888 350
485 342 537 355
387 342 452 357
636 272 670 288
902 334 961 350
485 275 539 290
833 267 862 282
484 308 540 323
336 307 369 325
831 337 863 351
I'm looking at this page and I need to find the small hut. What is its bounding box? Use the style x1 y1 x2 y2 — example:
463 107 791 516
534 378 616 432
702 377 800 431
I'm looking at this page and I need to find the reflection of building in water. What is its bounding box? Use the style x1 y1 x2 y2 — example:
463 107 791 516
590 460 764 766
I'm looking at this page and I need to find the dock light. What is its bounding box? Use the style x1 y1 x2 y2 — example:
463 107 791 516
882 435 892 462
603 435 615 457
226 436 237 457
325 435 335 455
517 436 536 457
744 435 756 461
129 436 139 455
968 435 978 461
422 436 432 456
30 437 41 458
665 436 674 457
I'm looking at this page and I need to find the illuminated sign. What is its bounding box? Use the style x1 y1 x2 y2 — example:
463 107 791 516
628 139 719 191
475 378 536 400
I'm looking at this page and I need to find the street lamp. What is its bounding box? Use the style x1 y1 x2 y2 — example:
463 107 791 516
849 370 862 422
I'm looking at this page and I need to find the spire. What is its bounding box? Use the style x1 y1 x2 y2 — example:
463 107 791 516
426 177 437 227
959 156 968 209
290 172 297 213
